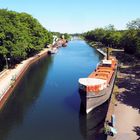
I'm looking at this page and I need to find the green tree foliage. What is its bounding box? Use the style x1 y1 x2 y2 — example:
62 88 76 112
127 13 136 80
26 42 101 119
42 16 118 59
121 30 137 54
51 32 62 38
127 18 140 29
63 33 71 40
52 32 71 40
122 19 140 57
83 25 123 48
83 20 140 57
0 9 53 69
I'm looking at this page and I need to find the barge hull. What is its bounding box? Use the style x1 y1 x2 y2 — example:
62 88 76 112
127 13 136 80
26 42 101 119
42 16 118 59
79 65 117 114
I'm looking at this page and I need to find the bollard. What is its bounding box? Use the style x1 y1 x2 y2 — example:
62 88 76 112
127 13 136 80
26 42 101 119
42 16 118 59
111 114 116 127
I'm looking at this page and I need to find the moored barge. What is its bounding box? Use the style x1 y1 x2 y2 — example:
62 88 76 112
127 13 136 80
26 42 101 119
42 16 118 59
78 56 118 114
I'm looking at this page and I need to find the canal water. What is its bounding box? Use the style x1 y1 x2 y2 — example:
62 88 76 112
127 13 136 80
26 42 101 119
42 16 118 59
0 40 107 140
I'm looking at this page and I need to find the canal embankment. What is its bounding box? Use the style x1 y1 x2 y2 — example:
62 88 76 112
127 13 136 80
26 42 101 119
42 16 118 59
88 41 107 57
106 50 140 140
0 37 67 110
96 48 107 57
0 47 51 110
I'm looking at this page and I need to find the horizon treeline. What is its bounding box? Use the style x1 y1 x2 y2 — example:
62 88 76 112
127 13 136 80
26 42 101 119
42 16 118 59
51 32 71 40
0 9 53 70
83 19 140 58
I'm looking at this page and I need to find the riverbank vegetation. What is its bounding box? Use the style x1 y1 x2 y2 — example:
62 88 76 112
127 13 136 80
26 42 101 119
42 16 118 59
52 32 71 40
83 19 140 58
0 9 53 70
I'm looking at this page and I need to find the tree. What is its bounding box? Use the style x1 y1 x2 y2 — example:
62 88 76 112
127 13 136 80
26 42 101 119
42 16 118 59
83 20 140 57
121 30 137 54
63 33 71 40
0 9 53 69
127 18 140 29
123 19 140 56
104 24 115 31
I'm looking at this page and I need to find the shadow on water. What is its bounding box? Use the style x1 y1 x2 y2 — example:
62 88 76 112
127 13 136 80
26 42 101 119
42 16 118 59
0 56 53 140
0 40 105 140
64 89 81 113
79 101 109 140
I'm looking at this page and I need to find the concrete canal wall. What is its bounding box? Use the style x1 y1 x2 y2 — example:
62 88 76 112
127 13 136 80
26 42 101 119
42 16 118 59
0 48 50 110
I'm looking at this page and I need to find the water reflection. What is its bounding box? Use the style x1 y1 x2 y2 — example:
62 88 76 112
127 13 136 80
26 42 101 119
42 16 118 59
0 56 53 140
0 40 104 140
79 101 109 140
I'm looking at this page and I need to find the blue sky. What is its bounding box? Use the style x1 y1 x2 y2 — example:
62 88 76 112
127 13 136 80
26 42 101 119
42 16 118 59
0 0 140 33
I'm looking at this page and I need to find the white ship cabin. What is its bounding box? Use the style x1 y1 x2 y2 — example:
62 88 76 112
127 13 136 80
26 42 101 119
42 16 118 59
100 59 112 67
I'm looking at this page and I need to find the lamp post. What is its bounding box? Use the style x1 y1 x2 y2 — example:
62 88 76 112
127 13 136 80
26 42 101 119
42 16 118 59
5 56 8 69
4 55 10 69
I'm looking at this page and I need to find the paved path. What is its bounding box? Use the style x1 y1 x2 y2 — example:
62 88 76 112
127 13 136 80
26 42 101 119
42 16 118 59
0 48 49 103
108 101 140 140
107 60 140 140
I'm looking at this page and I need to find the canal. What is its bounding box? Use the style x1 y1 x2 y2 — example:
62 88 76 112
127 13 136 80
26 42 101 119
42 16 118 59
0 40 107 140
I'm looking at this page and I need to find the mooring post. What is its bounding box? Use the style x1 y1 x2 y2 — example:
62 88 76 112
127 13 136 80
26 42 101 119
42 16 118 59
111 114 116 127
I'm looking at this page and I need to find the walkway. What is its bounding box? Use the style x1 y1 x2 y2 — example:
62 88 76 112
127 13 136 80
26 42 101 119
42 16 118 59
107 51 140 140
0 48 49 107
